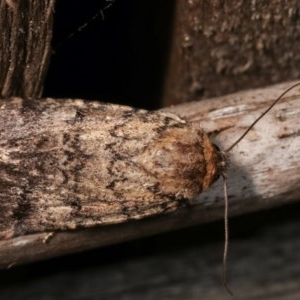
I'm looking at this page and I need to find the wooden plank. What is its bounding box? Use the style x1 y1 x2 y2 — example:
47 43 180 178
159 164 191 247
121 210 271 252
1 203 300 299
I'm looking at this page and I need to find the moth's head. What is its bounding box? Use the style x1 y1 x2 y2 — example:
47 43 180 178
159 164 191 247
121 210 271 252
201 136 229 191
212 144 229 182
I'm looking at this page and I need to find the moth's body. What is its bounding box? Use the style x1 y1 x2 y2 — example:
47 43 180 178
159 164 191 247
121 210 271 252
0 98 224 239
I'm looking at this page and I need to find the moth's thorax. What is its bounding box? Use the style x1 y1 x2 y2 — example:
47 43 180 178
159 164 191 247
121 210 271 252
135 123 227 199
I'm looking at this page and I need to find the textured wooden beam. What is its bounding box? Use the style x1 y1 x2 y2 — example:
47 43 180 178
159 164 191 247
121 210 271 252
0 81 299 268
163 0 300 106
1 205 300 299
0 0 55 98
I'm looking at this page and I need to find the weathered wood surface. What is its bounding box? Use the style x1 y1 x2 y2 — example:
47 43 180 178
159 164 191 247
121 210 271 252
1 203 300 299
163 0 300 106
0 81 299 268
0 0 55 98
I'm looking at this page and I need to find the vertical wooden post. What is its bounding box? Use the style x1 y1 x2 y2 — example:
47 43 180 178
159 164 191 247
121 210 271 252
0 0 55 98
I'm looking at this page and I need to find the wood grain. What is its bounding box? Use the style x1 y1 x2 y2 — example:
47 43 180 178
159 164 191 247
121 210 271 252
0 0 54 98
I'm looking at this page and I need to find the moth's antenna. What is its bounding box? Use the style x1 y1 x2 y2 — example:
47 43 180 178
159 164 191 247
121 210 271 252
221 81 300 295
53 0 116 53
222 173 233 296
225 82 300 153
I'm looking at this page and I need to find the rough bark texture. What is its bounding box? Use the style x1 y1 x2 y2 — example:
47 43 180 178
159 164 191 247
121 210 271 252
0 99 221 239
0 81 299 268
0 0 55 99
163 0 300 106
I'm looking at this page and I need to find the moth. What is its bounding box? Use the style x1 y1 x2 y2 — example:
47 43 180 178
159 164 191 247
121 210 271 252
0 98 226 240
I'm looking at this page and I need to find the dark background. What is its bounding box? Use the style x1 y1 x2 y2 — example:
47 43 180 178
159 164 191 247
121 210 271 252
43 0 175 109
